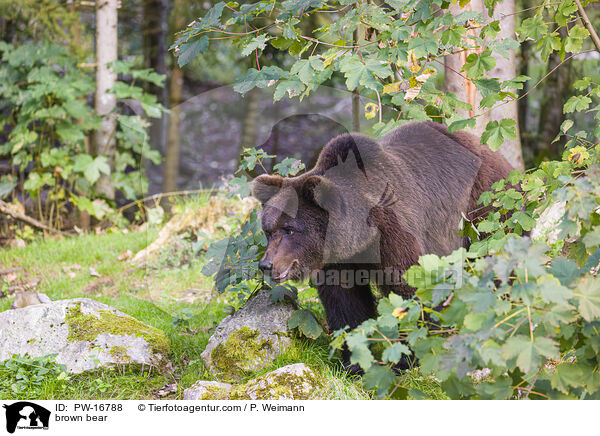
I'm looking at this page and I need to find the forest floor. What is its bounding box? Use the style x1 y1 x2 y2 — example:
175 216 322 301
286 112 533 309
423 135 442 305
0 198 446 400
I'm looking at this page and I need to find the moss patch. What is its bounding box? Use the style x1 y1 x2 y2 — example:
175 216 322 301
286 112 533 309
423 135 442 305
199 365 320 400
210 327 275 381
65 302 170 358
109 346 131 364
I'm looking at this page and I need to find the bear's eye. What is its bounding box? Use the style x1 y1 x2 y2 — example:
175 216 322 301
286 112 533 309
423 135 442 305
283 228 294 236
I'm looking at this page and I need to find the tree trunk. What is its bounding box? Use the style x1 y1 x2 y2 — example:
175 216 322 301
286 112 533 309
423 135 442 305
444 2 488 137
162 0 184 194
537 27 572 161
488 0 524 170
93 0 118 200
517 39 530 154
162 64 183 193
239 88 261 151
445 1 524 170
143 0 168 154
70 0 90 230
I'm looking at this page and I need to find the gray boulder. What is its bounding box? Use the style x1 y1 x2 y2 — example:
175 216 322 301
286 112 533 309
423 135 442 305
241 363 319 400
183 381 233 400
0 298 170 373
185 363 320 400
201 289 295 380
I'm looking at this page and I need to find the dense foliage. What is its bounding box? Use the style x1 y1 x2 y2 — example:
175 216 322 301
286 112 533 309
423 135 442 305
173 0 599 145
0 42 165 225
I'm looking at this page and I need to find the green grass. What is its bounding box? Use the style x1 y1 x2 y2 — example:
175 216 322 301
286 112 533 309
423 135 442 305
0 219 444 400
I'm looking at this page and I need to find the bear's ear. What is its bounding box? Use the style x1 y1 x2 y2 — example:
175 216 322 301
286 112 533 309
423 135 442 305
252 174 283 205
301 175 341 212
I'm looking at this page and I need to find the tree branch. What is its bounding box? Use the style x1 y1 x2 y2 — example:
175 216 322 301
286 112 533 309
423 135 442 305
0 199 67 235
575 0 600 53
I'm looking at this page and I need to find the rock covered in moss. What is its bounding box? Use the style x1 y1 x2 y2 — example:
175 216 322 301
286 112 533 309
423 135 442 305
238 363 319 400
186 364 320 400
201 289 295 380
0 298 170 373
183 381 233 400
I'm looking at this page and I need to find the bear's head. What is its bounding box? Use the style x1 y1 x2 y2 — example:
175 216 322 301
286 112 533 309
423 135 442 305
252 173 335 281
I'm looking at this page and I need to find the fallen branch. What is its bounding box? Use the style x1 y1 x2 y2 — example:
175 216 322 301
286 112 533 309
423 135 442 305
0 199 68 236
575 0 600 53
117 188 216 214
0 267 24 275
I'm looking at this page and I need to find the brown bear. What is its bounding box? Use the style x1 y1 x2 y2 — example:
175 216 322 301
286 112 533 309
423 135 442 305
252 121 513 370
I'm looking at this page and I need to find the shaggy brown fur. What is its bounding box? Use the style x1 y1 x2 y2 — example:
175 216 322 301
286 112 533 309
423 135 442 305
252 121 513 370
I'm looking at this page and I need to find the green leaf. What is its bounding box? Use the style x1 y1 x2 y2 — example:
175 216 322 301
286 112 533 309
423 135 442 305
448 117 476 133
550 363 584 394
233 66 285 95
462 49 496 79
480 118 517 151
473 78 501 97
407 37 438 58
290 59 315 85
556 1 578 27
382 343 411 363
537 276 573 305
518 16 546 41
537 33 561 61
350 346 374 371
564 25 590 53
476 377 513 399
512 211 536 231
269 284 298 303
440 27 466 46
177 36 209 67
281 0 324 13
363 365 396 398
503 335 559 374
575 277 600 322
549 257 581 286
339 56 392 91
83 156 110 184
273 79 305 101
273 157 305 176
240 34 270 56
441 376 475 399
287 309 323 339
0 176 17 199
583 228 600 249
563 95 592 113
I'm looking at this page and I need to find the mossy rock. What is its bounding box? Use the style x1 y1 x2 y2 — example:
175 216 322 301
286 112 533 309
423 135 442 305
184 363 320 400
209 327 277 381
183 381 233 400
0 298 170 373
201 289 295 380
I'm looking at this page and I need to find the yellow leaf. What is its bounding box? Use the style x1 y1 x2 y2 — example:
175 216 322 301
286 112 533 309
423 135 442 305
568 146 589 165
392 307 407 320
407 50 420 72
364 102 379 120
383 81 402 94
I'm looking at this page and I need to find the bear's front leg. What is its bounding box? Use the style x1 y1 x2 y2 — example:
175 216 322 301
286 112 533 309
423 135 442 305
315 267 376 374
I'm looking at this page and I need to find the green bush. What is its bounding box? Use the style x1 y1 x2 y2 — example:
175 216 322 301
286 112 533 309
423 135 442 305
0 42 165 225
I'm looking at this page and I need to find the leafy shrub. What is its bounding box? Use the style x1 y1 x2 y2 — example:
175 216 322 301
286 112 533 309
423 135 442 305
0 42 165 226
172 0 599 148
0 353 69 397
